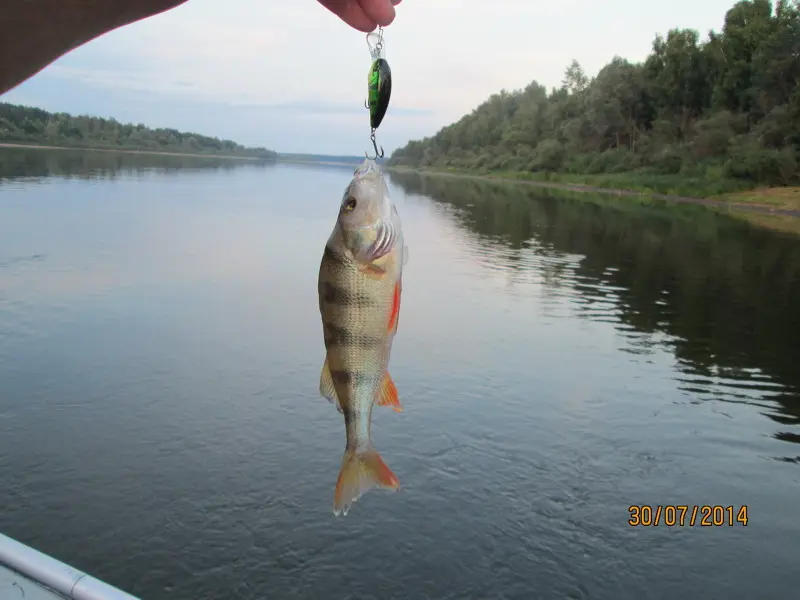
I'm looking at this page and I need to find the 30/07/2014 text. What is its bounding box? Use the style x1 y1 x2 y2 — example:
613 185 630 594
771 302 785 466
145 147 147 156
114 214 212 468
628 505 748 527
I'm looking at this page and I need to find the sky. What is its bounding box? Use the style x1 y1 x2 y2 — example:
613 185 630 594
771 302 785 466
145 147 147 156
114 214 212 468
1 0 739 155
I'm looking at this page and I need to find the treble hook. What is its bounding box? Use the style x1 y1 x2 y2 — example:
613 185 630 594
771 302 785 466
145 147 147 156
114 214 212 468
365 131 384 159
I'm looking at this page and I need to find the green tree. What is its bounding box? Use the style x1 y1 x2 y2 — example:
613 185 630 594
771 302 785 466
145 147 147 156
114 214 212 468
0 102 278 161
389 0 800 190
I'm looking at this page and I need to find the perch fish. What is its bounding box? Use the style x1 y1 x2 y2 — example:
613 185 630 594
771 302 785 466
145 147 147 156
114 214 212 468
317 158 407 516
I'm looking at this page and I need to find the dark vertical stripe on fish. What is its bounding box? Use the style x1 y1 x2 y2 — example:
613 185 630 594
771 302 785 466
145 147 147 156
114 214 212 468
321 245 347 268
320 281 377 308
323 321 385 350
330 370 376 387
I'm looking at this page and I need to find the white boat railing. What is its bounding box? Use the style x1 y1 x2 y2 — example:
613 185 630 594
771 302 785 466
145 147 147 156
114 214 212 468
0 533 140 600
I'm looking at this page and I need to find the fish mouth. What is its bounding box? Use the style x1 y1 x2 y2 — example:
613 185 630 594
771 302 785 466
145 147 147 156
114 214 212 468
366 221 395 261
354 159 379 179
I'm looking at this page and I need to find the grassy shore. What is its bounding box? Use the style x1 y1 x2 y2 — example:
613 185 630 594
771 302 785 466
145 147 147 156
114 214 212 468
0 142 268 161
452 167 751 198
709 187 800 234
711 186 800 211
387 165 800 233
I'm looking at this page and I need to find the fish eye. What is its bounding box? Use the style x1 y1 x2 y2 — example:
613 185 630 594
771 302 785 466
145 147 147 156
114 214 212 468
343 197 357 211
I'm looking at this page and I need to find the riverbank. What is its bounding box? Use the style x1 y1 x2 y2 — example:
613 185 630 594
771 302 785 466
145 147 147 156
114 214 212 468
387 166 800 233
276 158 360 168
388 166 799 212
0 142 268 161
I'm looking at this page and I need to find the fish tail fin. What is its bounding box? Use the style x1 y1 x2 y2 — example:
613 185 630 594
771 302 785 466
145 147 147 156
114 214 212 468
333 446 399 516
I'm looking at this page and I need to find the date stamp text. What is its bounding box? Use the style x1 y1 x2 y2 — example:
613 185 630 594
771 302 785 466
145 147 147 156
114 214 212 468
628 505 748 527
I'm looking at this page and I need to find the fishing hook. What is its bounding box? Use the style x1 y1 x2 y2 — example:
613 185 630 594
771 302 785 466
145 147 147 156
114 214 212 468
366 130 384 159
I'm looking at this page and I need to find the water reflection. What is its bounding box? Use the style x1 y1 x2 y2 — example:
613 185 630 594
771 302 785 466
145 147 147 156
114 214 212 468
389 170 800 460
0 146 274 184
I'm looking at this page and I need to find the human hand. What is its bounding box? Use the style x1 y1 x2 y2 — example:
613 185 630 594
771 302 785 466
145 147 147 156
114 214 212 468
317 0 402 33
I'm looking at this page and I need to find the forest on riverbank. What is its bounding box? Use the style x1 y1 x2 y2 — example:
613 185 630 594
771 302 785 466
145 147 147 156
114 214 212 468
388 0 800 196
0 102 277 160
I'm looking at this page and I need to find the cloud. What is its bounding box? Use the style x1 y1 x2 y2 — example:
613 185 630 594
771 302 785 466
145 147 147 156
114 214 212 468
43 66 432 118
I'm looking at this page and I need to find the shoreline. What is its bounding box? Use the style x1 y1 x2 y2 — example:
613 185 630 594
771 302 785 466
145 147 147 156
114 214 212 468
387 166 800 219
0 142 269 161
277 158 360 168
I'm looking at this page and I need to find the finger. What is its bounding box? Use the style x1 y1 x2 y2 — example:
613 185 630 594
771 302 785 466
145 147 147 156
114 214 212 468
320 0 378 33
358 0 398 27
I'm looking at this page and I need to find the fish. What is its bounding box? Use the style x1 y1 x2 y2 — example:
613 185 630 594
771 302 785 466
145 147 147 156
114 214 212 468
317 158 406 516
366 57 392 131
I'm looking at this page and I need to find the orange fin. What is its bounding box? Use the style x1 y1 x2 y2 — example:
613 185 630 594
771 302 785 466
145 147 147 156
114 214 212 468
319 358 343 413
376 371 403 412
359 262 387 280
388 280 401 334
333 446 399 516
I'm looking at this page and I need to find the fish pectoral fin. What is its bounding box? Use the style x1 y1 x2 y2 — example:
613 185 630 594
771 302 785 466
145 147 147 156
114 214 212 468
334 446 399 517
403 244 409 266
376 371 403 412
359 263 387 280
319 358 343 414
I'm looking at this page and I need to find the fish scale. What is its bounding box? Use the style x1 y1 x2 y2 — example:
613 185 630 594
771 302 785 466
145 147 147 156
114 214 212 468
318 242 402 422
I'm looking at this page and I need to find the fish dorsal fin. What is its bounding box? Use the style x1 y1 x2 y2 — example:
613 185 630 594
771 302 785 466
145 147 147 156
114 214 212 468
319 357 343 413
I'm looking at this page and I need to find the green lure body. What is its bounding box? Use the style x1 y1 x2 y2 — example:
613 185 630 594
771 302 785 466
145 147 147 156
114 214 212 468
367 58 392 131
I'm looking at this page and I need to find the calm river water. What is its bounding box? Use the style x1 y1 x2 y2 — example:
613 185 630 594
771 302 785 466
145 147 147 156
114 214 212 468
1 148 799 600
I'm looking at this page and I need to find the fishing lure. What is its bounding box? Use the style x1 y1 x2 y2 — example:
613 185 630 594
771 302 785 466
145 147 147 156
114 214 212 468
364 27 392 159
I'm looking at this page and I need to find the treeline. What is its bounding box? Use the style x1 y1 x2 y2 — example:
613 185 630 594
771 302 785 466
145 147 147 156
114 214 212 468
389 0 800 189
0 102 278 160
